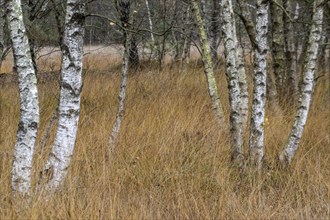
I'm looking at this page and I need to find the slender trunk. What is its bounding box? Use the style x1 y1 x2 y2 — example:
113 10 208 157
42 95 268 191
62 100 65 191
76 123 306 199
279 0 324 165
6 0 39 195
42 0 85 190
237 0 257 48
210 0 220 65
220 0 243 162
145 0 155 51
233 0 252 132
129 35 139 70
233 9 249 135
191 0 225 126
109 24 131 150
27 0 38 74
116 0 139 70
284 0 299 102
182 5 193 63
0 0 4 71
249 0 269 169
270 0 286 93
0 0 10 71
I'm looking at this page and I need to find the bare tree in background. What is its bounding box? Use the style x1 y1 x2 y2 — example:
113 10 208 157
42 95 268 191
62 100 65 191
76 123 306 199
270 0 286 94
6 0 39 195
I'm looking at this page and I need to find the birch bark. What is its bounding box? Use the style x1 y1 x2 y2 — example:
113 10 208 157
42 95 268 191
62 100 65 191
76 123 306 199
6 0 39 194
116 0 139 70
284 0 299 101
42 0 85 190
191 0 225 126
270 0 286 91
109 21 131 150
0 0 5 70
0 0 10 71
220 0 243 161
249 0 269 168
237 0 257 48
145 0 155 53
279 0 324 165
210 0 220 64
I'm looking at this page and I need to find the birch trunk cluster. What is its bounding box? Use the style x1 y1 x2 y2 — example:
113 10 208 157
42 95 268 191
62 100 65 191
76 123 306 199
6 0 40 194
279 0 324 165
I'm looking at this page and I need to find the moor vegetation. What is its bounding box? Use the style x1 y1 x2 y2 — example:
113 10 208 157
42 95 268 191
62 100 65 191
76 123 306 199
0 53 329 218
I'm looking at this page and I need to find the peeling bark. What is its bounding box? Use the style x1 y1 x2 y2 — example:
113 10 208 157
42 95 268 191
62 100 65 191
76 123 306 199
42 0 85 190
279 0 324 165
191 0 225 127
6 0 40 194
249 0 269 169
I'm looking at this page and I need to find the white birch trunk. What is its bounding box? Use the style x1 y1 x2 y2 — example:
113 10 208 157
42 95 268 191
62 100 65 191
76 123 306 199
249 0 269 168
145 0 155 48
279 0 324 165
6 0 39 194
232 7 249 134
42 0 85 190
109 33 130 149
220 0 243 161
191 0 225 126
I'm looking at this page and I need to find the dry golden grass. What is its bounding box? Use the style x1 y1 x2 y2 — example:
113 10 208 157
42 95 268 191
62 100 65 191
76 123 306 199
0 55 329 219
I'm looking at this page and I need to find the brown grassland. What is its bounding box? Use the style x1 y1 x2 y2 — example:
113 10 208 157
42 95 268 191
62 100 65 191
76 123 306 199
0 51 329 219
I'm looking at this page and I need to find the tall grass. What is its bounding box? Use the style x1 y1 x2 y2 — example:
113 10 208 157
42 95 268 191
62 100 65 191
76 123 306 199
0 54 329 219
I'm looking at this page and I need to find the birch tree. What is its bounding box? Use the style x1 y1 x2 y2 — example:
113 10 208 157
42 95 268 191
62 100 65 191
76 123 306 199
249 0 269 168
0 0 10 71
145 0 156 57
115 0 139 70
210 0 221 64
191 0 224 126
237 0 257 48
284 0 299 101
279 0 324 165
109 9 132 150
270 0 286 92
220 0 243 162
41 0 85 190
6 0 39 194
